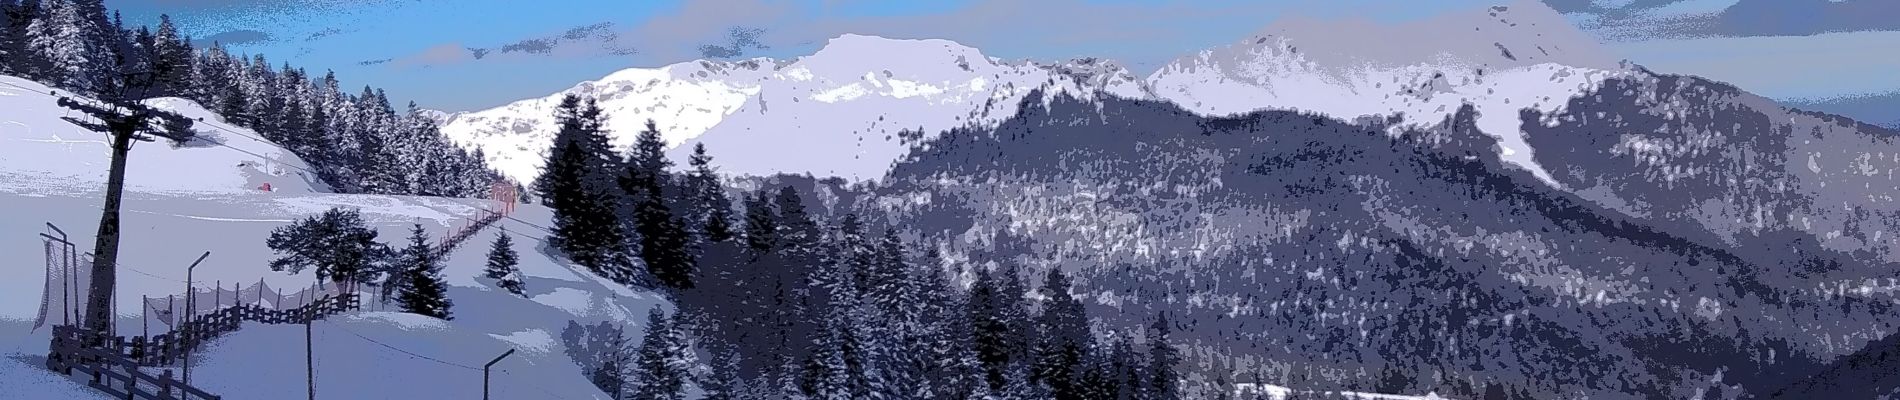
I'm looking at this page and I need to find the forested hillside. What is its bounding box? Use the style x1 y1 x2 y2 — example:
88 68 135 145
0 0 502 197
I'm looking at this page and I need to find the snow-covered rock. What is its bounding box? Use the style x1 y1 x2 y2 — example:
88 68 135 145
439 34 1151 184
1145 0 1631 185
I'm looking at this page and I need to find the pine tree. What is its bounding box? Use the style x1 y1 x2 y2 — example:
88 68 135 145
543 131 596 258
1035 267 1092 400
1483 382 1508 400
191 43 228 103
265 207 392 290
864 228 912 317
968 266 1010 392
765 186 830 367
0 1 9 70
1078 338 1120 400
1113 332 1146 400
997 264 1036 382
833 259 893 399
125 25 153 92
0 0 15 73
303 83 332 162
217 74 250 125
561 321 632 398
0 3 10 65
633 308 690 400
801 259 893 400
484 229 525 296
832 214 876 305
622 120 669 199
702 346 748 400
396 224 453 320
624 120 695 290
1148 314 1181 400
150 14 191 96
771 186 824 301
741 190 779 256
354 112 401 192
28 0 109 93
99 9 128 95
3 0 42 78
903 251 986 400
539 95 635 283
281 92 314 156
1002 360 1051 400
684 143 735 243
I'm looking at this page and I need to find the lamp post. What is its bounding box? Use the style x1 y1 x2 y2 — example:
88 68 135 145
181 251 209 384
484 348 516 400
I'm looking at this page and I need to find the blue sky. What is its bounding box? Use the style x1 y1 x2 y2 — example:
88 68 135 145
110 0 1900 122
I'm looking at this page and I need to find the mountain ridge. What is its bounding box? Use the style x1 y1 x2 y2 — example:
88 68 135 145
439 34 1147 184
439 0 1640 189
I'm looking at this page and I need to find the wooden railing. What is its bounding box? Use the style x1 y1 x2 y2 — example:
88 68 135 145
44 293 360 400
114 293 360 366
48 325 221 400
434 210 504 258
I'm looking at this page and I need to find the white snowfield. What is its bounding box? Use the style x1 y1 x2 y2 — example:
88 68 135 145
442 1 1626 191
439 34 1152 184
0 76 329 194
1145 0 1632 186
0 75 664 399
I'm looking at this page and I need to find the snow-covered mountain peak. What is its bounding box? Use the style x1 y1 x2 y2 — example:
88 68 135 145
1240 0 1617 74
1146 0 1632 186
1044 57 1154 100
441 33 1142 184
798 34 998 80
442 2 1630 186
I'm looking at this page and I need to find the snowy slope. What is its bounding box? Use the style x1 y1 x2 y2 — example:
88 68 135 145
0 183 663 399
439 34 1151 184
1145 0 1631 185
0 76 329 194
0 74 668 398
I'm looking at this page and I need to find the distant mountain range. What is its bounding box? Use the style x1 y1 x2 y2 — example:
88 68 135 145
1786 91 1900 131
439 1 1630 187
436 34 1149 184
436 0 1900 397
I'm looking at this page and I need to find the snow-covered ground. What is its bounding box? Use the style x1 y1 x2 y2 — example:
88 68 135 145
0 76 328 194
0 187 658 399
0 73 666 399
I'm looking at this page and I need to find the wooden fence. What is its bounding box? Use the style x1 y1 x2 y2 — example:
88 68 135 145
434 210 504 258
117 293 359 367
44 293 359 400
48 325 221 400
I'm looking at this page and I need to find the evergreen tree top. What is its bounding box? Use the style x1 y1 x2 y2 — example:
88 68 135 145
689 142 714 170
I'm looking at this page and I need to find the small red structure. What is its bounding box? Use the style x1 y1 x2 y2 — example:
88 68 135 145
258 183 272 192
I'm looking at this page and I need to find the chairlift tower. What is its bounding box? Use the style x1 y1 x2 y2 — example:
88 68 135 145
56 86 196 334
